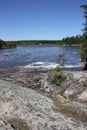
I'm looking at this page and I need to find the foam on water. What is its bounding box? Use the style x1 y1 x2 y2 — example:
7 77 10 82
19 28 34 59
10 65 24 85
24 62 84 69
0 45 83 70
24 62 58 69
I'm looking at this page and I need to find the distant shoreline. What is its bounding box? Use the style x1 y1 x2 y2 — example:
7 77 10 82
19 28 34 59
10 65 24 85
2 42 81 49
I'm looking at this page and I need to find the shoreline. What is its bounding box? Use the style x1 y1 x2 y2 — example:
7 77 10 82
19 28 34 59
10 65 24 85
0 65 87 129
1 43 81 49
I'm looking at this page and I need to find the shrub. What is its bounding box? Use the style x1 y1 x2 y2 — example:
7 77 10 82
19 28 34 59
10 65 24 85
53 66 67 86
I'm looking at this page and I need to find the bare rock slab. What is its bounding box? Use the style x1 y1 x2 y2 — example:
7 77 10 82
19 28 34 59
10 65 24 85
0 80 87 130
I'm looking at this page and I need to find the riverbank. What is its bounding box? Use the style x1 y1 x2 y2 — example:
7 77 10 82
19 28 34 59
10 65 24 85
0 66 87 129
0 40 81 49
1 40 62 49
0 65 86 101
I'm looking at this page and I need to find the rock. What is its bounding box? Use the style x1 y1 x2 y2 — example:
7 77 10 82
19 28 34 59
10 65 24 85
58 71 87 102
0 66 87 102
0 80 87 130
78 89 87 101
0 66 45 90
0 119 16 130
40 75 56 93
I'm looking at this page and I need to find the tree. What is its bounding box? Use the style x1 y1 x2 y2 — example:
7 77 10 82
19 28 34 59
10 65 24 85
80 4 87 70
0 39 5 49
62 35 82 45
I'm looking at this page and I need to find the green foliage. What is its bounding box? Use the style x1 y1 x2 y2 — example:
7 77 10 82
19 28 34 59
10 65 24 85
0 36 82 49
1 40 63 49
53 66 67 86
0 39 3 48
5 41 17 48
0 39 5 49
0 37 82 49
54 65 61 72
62 35 82 45
80 4 87 68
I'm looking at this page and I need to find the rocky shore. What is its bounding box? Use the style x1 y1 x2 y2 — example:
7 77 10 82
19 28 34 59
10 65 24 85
0 66 87 130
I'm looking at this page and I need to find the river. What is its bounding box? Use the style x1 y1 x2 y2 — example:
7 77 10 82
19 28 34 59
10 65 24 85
0 45 83 70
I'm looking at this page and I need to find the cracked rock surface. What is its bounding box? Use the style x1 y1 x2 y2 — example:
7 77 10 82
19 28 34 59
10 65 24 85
0 80 87 130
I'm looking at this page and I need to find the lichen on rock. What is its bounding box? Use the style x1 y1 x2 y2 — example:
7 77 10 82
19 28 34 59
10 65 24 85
0 79 87 130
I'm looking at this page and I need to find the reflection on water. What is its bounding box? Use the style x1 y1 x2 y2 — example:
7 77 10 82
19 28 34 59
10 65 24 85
0 45 83 70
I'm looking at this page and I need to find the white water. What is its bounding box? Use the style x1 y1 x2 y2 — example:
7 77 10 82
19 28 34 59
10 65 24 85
0 45 83 70
24 61 84 69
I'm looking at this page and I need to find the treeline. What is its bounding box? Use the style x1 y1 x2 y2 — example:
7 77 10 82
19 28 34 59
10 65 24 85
6 40 63 47
0 39 5 49
0 35 82 49
0 39 63 49
62 35 82 46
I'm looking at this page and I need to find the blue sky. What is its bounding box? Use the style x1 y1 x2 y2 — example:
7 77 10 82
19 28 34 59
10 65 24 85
0 0 87 41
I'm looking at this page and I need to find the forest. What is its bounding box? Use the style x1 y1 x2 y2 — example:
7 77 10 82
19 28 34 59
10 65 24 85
0 34 82 49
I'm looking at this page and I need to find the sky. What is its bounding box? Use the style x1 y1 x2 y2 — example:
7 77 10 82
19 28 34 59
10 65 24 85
0 0 87 41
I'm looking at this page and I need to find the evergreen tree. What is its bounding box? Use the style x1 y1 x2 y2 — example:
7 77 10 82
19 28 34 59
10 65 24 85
80 4 87 70
0 39 5 49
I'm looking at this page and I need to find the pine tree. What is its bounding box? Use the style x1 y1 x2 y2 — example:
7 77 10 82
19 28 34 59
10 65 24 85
0 39 5 49
80 4 87 70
